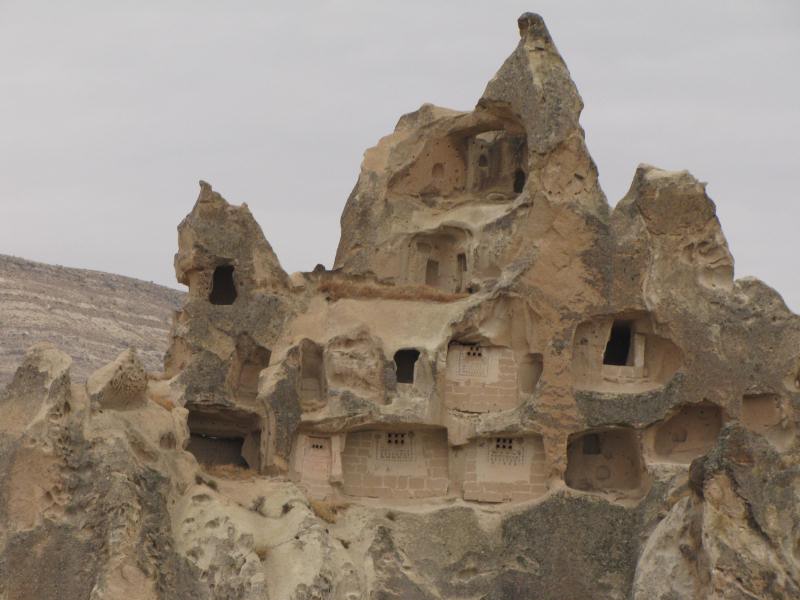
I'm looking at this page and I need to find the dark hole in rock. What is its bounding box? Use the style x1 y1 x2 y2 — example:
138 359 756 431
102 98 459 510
186 407 261 470
513 169 526 193
394 349 420 384
456 253 468 292
603 321 632 366
187 434 247 467
582 433 601 455
209 265 237 305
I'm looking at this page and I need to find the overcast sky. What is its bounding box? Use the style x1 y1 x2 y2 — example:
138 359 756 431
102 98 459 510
1 1 798 311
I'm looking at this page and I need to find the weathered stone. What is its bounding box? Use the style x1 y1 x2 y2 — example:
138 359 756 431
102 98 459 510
1 12 799 600
86 348 148 410
0 254 183 388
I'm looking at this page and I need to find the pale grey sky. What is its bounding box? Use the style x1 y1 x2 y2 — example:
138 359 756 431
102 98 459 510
1 1 798 311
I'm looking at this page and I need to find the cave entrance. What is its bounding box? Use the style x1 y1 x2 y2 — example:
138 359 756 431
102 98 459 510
209 265 237 305
464 129 528 195
565 428 644 493
186 406 262 472
603 321 633 366
651 403 722 463
573 313 683 393
408 227 471 293
394 349 420 384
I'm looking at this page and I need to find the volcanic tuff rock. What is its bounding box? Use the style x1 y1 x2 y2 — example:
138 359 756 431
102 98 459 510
0 254 184 387
2 13 800 600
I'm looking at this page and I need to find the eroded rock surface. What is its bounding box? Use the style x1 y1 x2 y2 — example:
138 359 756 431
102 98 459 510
1 12 799 600
0 254 184 387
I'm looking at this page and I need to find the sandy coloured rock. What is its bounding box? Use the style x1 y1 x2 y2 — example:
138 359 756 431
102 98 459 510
86 348 148 410
0 254 184 387
1 12 799 600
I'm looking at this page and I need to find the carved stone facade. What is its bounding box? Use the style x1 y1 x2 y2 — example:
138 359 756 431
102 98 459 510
2 12 799 600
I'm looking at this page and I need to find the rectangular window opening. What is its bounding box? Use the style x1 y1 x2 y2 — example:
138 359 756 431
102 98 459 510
394 349 420 384
603 321 633 366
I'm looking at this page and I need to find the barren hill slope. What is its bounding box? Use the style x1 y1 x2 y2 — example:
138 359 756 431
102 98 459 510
0 254 184 386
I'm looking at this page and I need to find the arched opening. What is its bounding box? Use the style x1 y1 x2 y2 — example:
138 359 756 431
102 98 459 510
394 349 420 384
513 169 526 193
209 265 237 305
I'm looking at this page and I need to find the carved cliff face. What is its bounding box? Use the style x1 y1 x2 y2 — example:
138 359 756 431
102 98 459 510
3 13 799 600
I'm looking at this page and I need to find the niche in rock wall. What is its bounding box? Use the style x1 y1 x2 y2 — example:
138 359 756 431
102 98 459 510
462 435 547 502
228 334 271 403
518 353 544 395
741 394 794 451
445 343 531 412
389 137 466 197
186 406 263 472
407 227 471 293
464 130 528 196
648 403 722 464
298 340 326 411
394 349 420 384
341 428 449 499
572 313 682 393
291 433 338 499
387 123 527 200
209 265 237 305
565 428 645 494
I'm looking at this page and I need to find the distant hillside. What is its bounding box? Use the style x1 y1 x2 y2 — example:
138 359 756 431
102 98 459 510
0 254 185 387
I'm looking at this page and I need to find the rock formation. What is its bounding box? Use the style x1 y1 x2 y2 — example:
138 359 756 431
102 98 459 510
0 254 184 387
2 13 799 600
